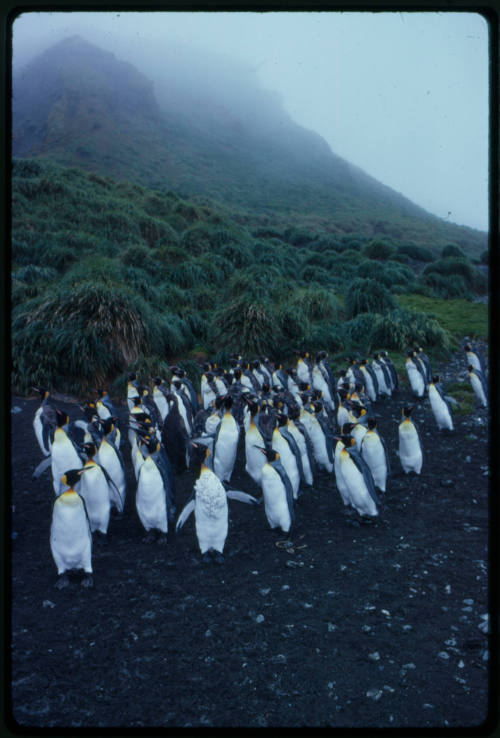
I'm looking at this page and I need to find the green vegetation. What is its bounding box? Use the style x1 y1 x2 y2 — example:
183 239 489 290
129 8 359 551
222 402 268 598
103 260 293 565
11 157 489 396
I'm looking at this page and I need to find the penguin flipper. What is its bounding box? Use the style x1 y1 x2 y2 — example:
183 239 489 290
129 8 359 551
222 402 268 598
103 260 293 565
175 499 195 533
32 456 52 478
226 490 260 505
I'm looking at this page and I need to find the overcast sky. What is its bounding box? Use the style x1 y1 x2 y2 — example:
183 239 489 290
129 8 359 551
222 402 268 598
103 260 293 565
12 10 489 232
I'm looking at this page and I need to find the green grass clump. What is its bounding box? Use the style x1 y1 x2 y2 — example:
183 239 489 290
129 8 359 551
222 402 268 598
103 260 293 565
397 244 435 262
344 278 397 318
395 295 488 341
422 257 487 295
208 295 281 357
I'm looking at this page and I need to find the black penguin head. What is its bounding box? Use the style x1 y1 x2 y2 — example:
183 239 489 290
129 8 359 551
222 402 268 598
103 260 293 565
172 379 182 390
288 405 300 421
464 344 471 352
402 406 414 418
276 412 288 427
152 376 163 386
367 417 377 431
132 396 142 407
233 368 242 380
128 372 137 381
55 409 69 428
203 362 212 372
32 386 49 398
223 395 234 411
146 437 160 455
467 364 474 372
298 382 310 392
205 371 214 382
262 382 270 394
257 446 279 464
432 375 440 384
84 442 97 459
101 416 117 435
61 468 84 488
214 395 226 410
339 370 347 378
340 422 357 435
252 359 260 368
312 400 324 414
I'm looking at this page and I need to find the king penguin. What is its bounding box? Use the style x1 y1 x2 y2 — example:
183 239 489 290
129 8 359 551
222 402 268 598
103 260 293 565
50 409 84 496
258 447 295 536
398 406 423 474
334 434 379 519
32 386 56 457
136 437 170 543
428 375 454 431
405 351 426 399
210 395 240 483
79 442 113 536
96 417 126 514
360 417 389 492
468 364 488 407
464 342 486 376
176 448 258 563
50 468 93 588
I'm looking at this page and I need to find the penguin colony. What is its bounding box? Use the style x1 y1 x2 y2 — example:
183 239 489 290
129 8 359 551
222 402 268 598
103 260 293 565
31 342 487 588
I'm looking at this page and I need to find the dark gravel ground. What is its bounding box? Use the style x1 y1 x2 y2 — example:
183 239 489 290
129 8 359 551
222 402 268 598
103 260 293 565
8 350 493 731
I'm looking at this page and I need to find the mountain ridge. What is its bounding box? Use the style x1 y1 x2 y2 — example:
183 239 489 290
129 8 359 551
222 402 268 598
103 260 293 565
12 35 487 255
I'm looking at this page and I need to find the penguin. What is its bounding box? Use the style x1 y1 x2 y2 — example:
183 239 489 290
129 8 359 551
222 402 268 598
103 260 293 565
299 401 333 472
271 414 302 500
176 449 258 563
271 363 288 391
336 387 351 430
286 407 314 487
428 375 454 431
50 409 84 496
405 351 426 398
161 392 193 473
169 365 199 415
151 376 170 423
32 387 56 457
372 354 392 397
333 425 355 510
379 351 399 391
360 417 389 492
201 370 219 410
346 358 364 390
136 437 170 543
414 347 432 387
359 360 379 403
398 406 423 474
334 434 379 519
211 395 240 483
257 447 295 535
50 468 93 589
243 397 268 488
96 417 126 513
312 354 335 411
468 364 488 407
79 442 113 536
171 378 195 436
296 350 313 385
127 372 140 411
464 342 486 376
349 407 369 451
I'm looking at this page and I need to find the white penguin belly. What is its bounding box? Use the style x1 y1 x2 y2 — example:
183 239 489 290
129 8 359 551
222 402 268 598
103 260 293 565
50 498 92 573
51 431 82 495
213 417 239 482
136 461 168 533
261 465 292 532
429 386 454 430
398 423 423 474
361 434 387 492
373 365 391 396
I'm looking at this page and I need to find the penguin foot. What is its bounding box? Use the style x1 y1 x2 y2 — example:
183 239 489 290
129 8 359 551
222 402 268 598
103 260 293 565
346 518 361 528
359 516 377 526
81 573 94 588
94 530 108 545
111 508 124 519
142 530 157 544
202 552 212 564
156 533 168 546
55 573 70 589
213 551 224 565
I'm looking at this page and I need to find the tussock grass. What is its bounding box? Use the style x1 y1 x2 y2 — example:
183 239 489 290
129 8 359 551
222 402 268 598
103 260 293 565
395 295 488 341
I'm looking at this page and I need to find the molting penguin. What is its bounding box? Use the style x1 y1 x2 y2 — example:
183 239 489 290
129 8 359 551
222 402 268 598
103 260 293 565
398 406 423 474
258 447 295 535
360 417 389 492
32 387 56 457
428 375 454 431
468 364 488 407
50 468 93 588
176 449 258 563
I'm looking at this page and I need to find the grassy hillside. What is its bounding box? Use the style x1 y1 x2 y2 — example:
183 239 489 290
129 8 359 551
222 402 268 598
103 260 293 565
12 36 488 259
11 158 488 397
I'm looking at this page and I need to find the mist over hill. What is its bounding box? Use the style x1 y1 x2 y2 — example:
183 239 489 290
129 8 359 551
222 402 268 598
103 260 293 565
12 35 486 255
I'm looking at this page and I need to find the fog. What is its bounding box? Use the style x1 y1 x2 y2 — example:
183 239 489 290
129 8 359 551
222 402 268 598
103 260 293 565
12 10 489 232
